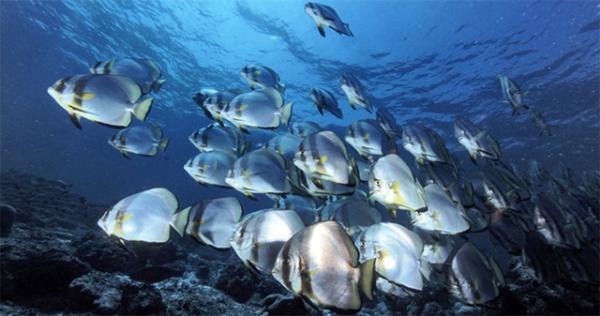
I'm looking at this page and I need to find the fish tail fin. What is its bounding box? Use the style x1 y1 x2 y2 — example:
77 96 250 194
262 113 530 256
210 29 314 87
281 102 293 125
153 79 167 93
159 137 169 152
359 259 375 300
132 97 154 121
171 206 191 237
345 23 353 37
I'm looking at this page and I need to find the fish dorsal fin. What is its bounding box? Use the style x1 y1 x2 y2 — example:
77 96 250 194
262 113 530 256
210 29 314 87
105 58 116 72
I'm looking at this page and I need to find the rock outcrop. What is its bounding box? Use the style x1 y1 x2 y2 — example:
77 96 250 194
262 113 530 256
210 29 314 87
0 171 598 315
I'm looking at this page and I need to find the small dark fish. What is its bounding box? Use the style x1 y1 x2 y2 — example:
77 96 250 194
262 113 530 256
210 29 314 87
304 2 353 37
309 88 343 118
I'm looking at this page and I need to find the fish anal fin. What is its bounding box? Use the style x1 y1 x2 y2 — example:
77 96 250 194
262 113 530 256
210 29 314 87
359 259 375 300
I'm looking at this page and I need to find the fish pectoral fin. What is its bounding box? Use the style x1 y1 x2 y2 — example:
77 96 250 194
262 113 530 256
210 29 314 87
391 181 401 193
119 150 130 159
305 268 319 278
77 92 95 101
317 24 326 37
319 155 328 164
119 213 134 222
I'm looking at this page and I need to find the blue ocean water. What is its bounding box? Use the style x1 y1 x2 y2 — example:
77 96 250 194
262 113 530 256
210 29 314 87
1 0 599 209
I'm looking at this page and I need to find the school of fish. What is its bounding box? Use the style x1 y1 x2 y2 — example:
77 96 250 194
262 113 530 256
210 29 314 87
48 2 598 313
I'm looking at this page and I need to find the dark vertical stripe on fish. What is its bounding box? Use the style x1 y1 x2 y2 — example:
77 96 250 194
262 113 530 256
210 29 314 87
280 242 293 291
307 134 322 169
250 216 261 265
73 75 93 107
55 75 73 94
299 251 313 298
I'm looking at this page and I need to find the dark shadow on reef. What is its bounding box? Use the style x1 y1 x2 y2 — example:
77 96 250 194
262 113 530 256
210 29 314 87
0 170 598 315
